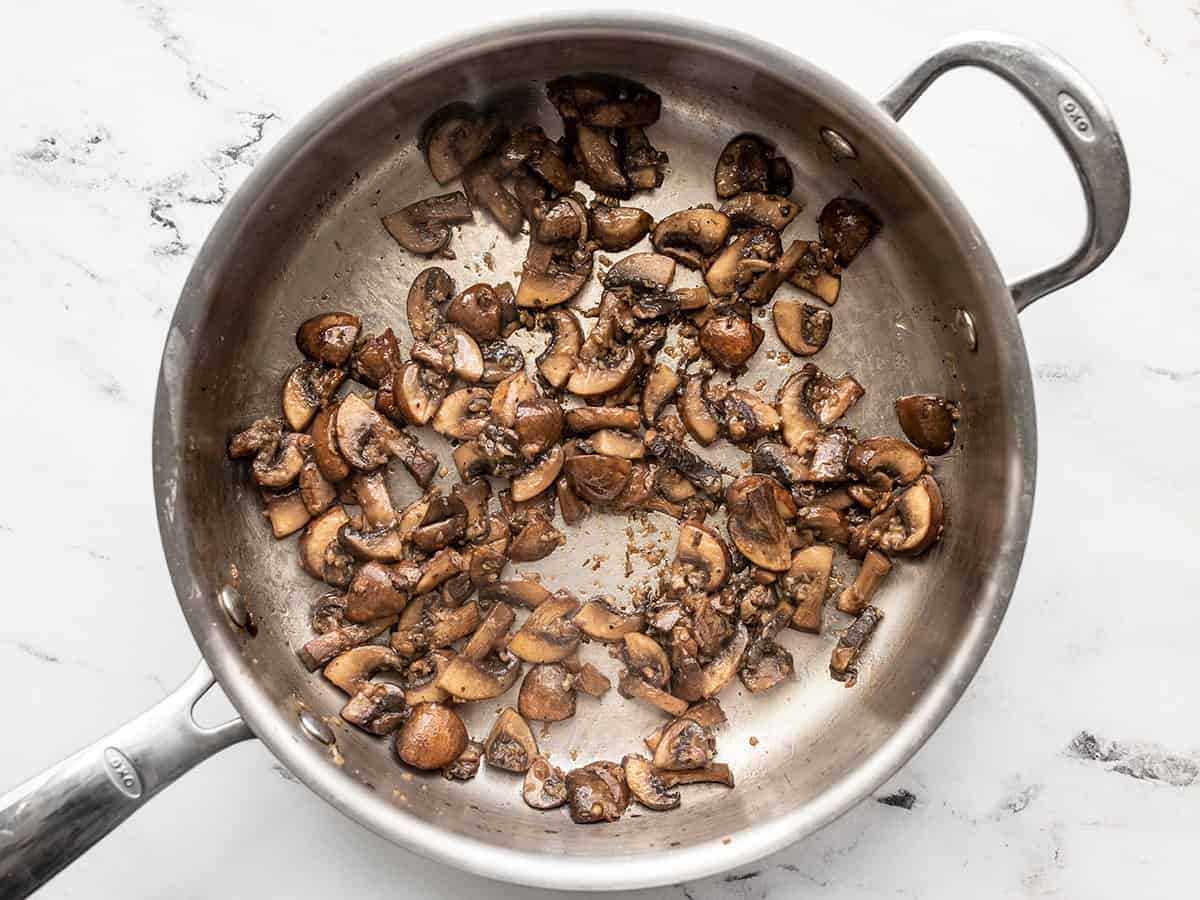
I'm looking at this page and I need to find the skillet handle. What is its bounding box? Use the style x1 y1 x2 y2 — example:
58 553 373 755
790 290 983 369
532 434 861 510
878 32 1130 311
0 661 252 899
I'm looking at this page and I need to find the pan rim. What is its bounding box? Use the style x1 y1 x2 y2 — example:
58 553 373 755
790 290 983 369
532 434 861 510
152 11 1036 891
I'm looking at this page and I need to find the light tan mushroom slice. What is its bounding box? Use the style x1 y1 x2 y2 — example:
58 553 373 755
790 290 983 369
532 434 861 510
297 614 396 671
380 361 447 427
297 311 361 367
782 545 834 633
714 134 772 198
601 252 676 292
564 454 634 503
507 593 581 663
250 432 310 489
652 717 715 771
830 606 883 685
396 702 469 770
414 548 466 595
461 601 515 662
431 387 492 441
402 649 455 705
341 682 407 735
262 489 311 538
281 362 345 433
657 764 735 789
726 475 794 571
323 645 405 695
643 700 727 752
442 325 484 383
837 549 892 615
672 521 731 592
678 376 720 446
847 437 927 490
618 672 686 717
524 757 568 809
510 446 564 504
588 429 645 460
589 206 654 251
478 578 553 610
483 707 540 773
537 309 584 389
298 505 354 587
741 238 807 305
641 364 680 426
565 345 639 397
777 365 863 453
622 754 680 811
422 105 503 184
407 267 454 342
490 371 539 428
565 406 642 434
573 600 646 642
719 191 801 231
518 663 577 722
569 661 612 698
309 404 351 483
436 650 521 700
773 299 832 356
699 621 750 699
652 208 731 269
704 228 780 297
793 505 851 547
338 521 405 562
349 470 396 527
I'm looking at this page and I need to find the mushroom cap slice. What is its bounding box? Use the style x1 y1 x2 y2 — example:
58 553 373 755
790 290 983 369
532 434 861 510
402 649 456 705
652 717 715 771
263 489 311 538
895 394 958 455
407 267 454 343
380 361 447 427
350 329 403 388
621 633 672 689
422 105 503 185
442 739 485 781
818 197 881 266
773 299 833 356
524 756 568 809
508 593 582 663
460 601 515 662
575 124 629 195
281 362 345 433
323 644 405 695
726 475 794 571
782 544 834 633
382 192 472 255
511 445 565 503
847 437 926 489
484 707 539 773
740 642 794 693
673 521 732 592
564 344 638 397
537 309 584 389
518 663 577 722
463 163 524 235
700 621 750 699
515 399 564 460
296 312 361 367
251 432 311 488
621 754 680 811
837 549 893 615
489 371 539 429
644 436 725 498
507 512 565 562
566 761 629 824
344 561 411 623
589 206 654 251
641 363 680 426
341 682 407 735
881 474 944 556
229 416 283 459
338 522 405 562
309 403 351 482
651 209 731 269
432 387 492 441
587 429 645 460
719 192 801 231
704 228 781 297
299 459 336 516
573 599 646 642
334 393 390 471
516 262 592 310
396 702 469 770
547 74 661 128
678 375 720 446
830 606 883 684
714 134 772 198
444 283 504 343
350 470 395 527
717 388 781 443
478 578 553 610
700 314 763 370
657 764 735 789
777 365 864 453
601 252 676 292
564 454 633 503
298 505 354 587
436 650 521 700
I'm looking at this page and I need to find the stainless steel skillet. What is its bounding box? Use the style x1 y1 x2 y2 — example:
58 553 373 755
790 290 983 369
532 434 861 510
0 14 1129 895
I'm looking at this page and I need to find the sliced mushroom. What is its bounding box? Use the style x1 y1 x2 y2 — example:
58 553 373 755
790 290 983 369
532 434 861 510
262 489 310 538
443 283 502 342
584 429 643 460
335 393 438 484
523 756 568 809
531 196 586 244
229 416 283 460
498 125 574 192
652 717 715 771
742 238 808 305
847 437 926 490
792 505 851 547
621 125 668 190
299 459 336 515
818 197 881 266
383 362 448 427
341 682 407 735
507 593 581 663
348 470 395 524
808 428 853 483
511 446 565 503
436 650 521 700
565 406 642 434
705 228 781 297
574 125 628 195
837 549 892 615
402 649 455 705
323 644 405 695
566 762 629 824
751 442 810 487
396 702 469 770
281 362 344 432
781 545 833 633
457 601 514 663
430 387 491 441
699 621 749 699
382 191 473 254
422 104 503 185
644 436 724 497
719 192 801 232
589 205 653 251
621 754 680 811
297 615 396 671
674 376 719 446
740 643 794 693
350 329 403 388
536 309 583 389
773 299 832 357
338 522 404 562
657 764 735 789
519 663 577 722
343 561 410 622
777 366 864 453
564 343 638 398
787 240 842 305
895 394 958 455
515 399 564 460
699 314 763 370
483 707 539 773
298 505 355 587
407 268 454 342
564 454 633 503
672 521 731 592
714 134 772 198
639 363 680 426
716 388 780 443
857 474 944 557
442 739 485 781
508 511 565 562
516 238 594 309
652 208 731 269
414 548 467 595
726 475 794 571
830 605 882 685
548 74 661 128
567 659 612 699
573 599 646 642
309 404 351 483
551 477 587 527
477 578 552 611
622 632 672 689
296 312 361 367
601 252 676 292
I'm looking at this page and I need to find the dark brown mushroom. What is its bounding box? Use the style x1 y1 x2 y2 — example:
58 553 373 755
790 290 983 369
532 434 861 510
714 134 772 198
651 208 731 269
459 600 515 663
344 561 411 622
537 309 583 389
773 299 832 356
740 642 794 693
402 649 455 705
792 505 851 547
818 197 881 266
341 682 407 735
564 454 633 503
780 545 833 633
622 754 680 811
548 74 661 128
575 125 629 195
480 339 523 384
895 394 958 455
350 329 403 387
847 437 926 490
741 238 808 305
516 239 594 309
644 436 724 497
777 365 864 453
719 192 801 232
726 475 795 571
445 283 504 342
407 268 454 342
621 632 673 691
462 161 523 235
309 404 351 483
298 459 336 515
422 104 503 185
854 475 944 557
382 191 473 255
263 489 310 538
751 442 810 487
435 650 521 700
379 361 447 427
298 505 355 587
672 521 731 592
830 605 882 685
297 615 396 671
573 599 646 642
524 756 568 809
837 549 892 615
442 740 485 781
281 362 345 432
335 393 437 485
652 717 715 771
601 252 676 292
519 663 577 722
323 644 405 695
507 593 581 663
296 312 361 367
396 702 469 770
705 228 781 297
786 240 842 305
507 511 565 562
349 470 396 527
484 707 539 773
621 126 668 190
565 406 642 434
533 195 588 243
499 125 574 192
515 398 564 460
556 476 590 526
566 761 629 824
414 548 469 595
677 376 720 446
338 521 404 562
699 314 763 370
808 428 853 483
715 388 780 443
589 205 653 251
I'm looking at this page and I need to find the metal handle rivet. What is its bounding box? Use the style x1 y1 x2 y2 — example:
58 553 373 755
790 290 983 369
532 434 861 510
218 585 248 628
953 307 979 352
820 127 858 160
299 709 335 745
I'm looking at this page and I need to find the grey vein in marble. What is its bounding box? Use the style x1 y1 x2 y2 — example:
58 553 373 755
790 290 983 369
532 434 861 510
1068 731 1200 787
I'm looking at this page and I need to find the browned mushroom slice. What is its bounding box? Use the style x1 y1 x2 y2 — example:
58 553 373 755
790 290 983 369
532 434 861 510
312 592 348 635
396 702 469 770
740 643 794 693
621 125 668 190
349 470 395 527
639 364 680 427
773 299 832 357
414 548 467 596
618 668 688 716
741 238 807 305
895 394 959 455
787 240 842 305
714 134 772 198
478 579 550 613
565 406 641 434
830 605 882 685
777 365 864 453
548 74 661 127
622 631 672 690
401 649 455 705
335 394 437 485
566 761 629 824
847 437 926 490
769 155 794 196
620 754 680 811
229 416 283 459
780 545 833 633
589 205 653 251
657 764 735 789
462 160 522 235
511 446 564 504
483 707 539 773
699 314 763 370
443 283 501 343
250 431 309 492
565 346 638 398
652 717 715 771
382 191 474 254
524 756 568 809
282 362 345 433
551 477 587 527
726 475 794 571
309 404 351 483
515 399 564 460
262 489 310 538
672 521 731 592
861 474 944 557
442 739 484 781
429 387 489 442
296 312 361 367
652 209 731 269
298 458 336 516
508 511 565 562
340 682 406 736
428 325 484 383
751 442 810 487
508 593 581 663
564 454 633 503
573 125 629 196
716 388 780 443
536 309 583 389
793 505 851 547
601 252 675 294
297 614 396 671
436 649 521 700
298 505 354 587
422 104 503 185
699 622 750 699
350 329 402 388
516 239 594 309
573 599 646 642
379 362 447 428
818 197 881 266
808 428 853 483
338 521 404 562
565 659 612 699
406 268 454 342
487 370 537 429
519 663 577 722
645 436 724 497
343 561 410 622
837 549 892 615
705 228 781 297
585 429 643 460
497 125 573 189
676 376 720 446
719 192 801 231
323 644 405 695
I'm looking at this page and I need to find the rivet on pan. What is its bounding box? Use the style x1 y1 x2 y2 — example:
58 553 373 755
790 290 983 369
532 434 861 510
218 585 248 629
819 127 858 160
299 709 335 745
953 307 979 352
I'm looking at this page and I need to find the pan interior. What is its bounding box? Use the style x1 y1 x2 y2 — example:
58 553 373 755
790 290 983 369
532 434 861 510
161 23 1031 873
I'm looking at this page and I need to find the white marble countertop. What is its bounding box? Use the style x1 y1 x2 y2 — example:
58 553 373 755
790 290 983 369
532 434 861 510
1 0 1196 896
